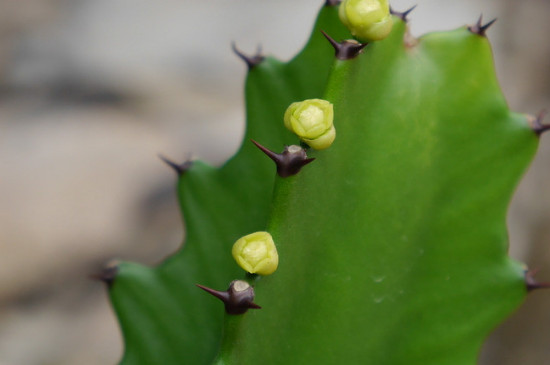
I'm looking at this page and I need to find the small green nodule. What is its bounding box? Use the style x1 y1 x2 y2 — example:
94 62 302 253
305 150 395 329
284 99 335 150
232 231 279 275
338 0 393 42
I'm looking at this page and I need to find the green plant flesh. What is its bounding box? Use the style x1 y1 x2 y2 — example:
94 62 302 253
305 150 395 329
107 3 540 365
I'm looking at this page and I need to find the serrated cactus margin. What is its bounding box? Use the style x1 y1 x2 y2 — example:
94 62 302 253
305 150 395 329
104 3 547 365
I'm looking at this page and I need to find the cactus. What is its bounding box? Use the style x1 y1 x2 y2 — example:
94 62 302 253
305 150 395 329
101 2 548 364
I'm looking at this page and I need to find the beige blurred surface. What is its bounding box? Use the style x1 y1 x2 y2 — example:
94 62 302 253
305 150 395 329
0 1 549 364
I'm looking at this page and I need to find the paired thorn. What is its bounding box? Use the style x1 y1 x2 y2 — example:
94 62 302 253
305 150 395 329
159 154 193 175
325 0 341 6
390 5 417 22
251 140 315 178
468 15 497 37
321 30 367 61
197 280 261 315
531 110 549 136
231 42 265 70
525 269 550 292
90 261 119 288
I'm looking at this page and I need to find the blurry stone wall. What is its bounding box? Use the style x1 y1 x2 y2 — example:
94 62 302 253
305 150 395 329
0 0 548 364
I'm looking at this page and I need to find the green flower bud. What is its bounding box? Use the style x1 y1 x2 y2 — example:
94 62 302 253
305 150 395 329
232 231 279 275
339 0 393 42
283 99 335 150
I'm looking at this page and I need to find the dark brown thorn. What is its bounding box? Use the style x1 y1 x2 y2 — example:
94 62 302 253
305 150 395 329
531 110 549 136
468 15 497 37
390 5 417 22
251 140 315 178
231 42 265 70
320 30 367 61
159 154 193 175
525 269 550 292
197 280 261 315
325 0 341 6
247 302 262 310
196 284 231 302
90 261 119 289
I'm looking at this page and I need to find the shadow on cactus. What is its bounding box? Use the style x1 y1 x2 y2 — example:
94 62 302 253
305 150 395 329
99 1 549 364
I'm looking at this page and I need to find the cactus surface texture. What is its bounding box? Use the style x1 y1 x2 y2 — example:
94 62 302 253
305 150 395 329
105 2 545 364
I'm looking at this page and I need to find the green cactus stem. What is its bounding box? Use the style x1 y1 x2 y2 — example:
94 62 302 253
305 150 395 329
105 3 545 365
215 12 539 365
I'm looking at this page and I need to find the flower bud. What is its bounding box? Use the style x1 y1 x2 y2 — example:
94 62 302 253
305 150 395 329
232 231 279 275
283 99 335 150
339 0 393 42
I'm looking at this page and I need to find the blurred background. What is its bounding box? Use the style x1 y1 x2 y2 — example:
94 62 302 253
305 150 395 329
0 0 549 364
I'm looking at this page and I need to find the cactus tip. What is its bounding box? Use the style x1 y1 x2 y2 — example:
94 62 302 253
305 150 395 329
251 140 315 178
531 110 549 136
468 15 497 36
525 269 550 292
159 154 193 175
390 5 417 22
197 280 261 315
90 261 119 288
231 42 265 70
321 30 367 60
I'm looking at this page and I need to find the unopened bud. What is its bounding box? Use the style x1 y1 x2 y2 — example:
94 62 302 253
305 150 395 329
339 0 393 42
232 231 279 275
284 99 335 150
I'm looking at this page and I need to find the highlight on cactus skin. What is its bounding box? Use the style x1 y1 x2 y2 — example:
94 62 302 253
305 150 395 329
232 231 279 275
338 0 393 41
283 99 335 150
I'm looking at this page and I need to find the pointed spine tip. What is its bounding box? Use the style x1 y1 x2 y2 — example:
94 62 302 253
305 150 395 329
532 110 549 136
197 281 261 315
525 269 550 292
90 262 119 288
251 140 315 178
468 15 497 36
320 30 367 61
251 139 280 163
196 284 231 301
159 154 193 175
231 42 265 70
390 5 417 22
